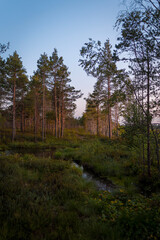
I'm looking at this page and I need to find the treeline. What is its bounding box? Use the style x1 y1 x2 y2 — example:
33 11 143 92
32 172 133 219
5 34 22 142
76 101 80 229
0 48 82 141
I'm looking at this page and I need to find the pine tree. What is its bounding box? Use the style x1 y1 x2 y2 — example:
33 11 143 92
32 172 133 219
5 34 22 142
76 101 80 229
29 72 42 141
85 80 105 135
80 39 117 138
49 49 63 137
5 51 27 141
0 57 6 110
37 53 49 141
49 49 82 138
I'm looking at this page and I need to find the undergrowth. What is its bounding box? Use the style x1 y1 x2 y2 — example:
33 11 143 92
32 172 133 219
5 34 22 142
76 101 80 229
0 154 160 239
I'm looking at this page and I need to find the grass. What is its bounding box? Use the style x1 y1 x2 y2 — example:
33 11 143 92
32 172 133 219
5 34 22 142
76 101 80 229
54 138 140 192
1 129 159 196
0 153 97 240
52 136 160 196
0 153 160 239
0 127 160 239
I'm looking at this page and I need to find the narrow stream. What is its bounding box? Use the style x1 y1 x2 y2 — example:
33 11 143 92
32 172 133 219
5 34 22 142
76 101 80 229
72 162 115 192
1 148 116 192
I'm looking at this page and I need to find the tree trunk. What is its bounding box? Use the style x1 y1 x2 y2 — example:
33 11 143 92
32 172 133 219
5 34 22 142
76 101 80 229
151 125 160 173
115 103 119 137
61 92 64 138
34 93 37 142
58 104 61 138
24 117 26 132
147 55 151 176
108 77 112 138
21 105 24 132
20 91 25 133
141 74 145 175
97 105 100 136
42 75 45 141
12 78 16 141
54 84 58 137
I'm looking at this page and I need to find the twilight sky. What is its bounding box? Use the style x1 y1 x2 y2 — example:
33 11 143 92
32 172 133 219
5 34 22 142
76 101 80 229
1 0 125 117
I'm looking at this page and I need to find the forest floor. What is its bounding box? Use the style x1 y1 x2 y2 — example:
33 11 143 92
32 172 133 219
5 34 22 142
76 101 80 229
0 129 160 239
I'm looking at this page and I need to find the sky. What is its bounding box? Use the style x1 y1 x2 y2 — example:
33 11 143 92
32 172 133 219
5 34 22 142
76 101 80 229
1 0 126 117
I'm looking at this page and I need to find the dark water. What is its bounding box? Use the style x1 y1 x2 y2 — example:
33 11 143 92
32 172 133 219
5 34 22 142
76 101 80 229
2 148 115 192
72 162 115 192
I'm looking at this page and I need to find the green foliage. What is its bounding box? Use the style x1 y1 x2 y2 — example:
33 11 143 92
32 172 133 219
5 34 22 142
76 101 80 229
5 51 28 92
138 173 160 196
54 151 63 159
94 191 160 240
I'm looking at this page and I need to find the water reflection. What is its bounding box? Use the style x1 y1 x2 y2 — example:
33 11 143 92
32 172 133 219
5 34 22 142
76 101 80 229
72 162 114 192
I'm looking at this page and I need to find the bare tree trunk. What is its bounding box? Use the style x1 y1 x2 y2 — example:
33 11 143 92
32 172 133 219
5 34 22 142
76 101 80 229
23 113 25 132
142 74 145 175
54 84 58 137
20 91 25 133
97 105 100 136
61 92 64 138
61 113 65 138
151 125 160 173
155 133 160 172
147 55 151 176
52 120 54 135
58 100 61 138
24 116 26 132
21 104 24 132
108 77 112 138
34 94 37 142
12 78 16 141
42 75 45 141
115 103 119 137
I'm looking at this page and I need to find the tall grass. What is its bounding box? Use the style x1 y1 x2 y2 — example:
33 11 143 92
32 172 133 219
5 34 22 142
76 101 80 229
55 139 139 186
1 140 160 239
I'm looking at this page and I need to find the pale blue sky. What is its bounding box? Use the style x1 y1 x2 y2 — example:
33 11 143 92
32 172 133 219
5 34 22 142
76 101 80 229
1 0 124 117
